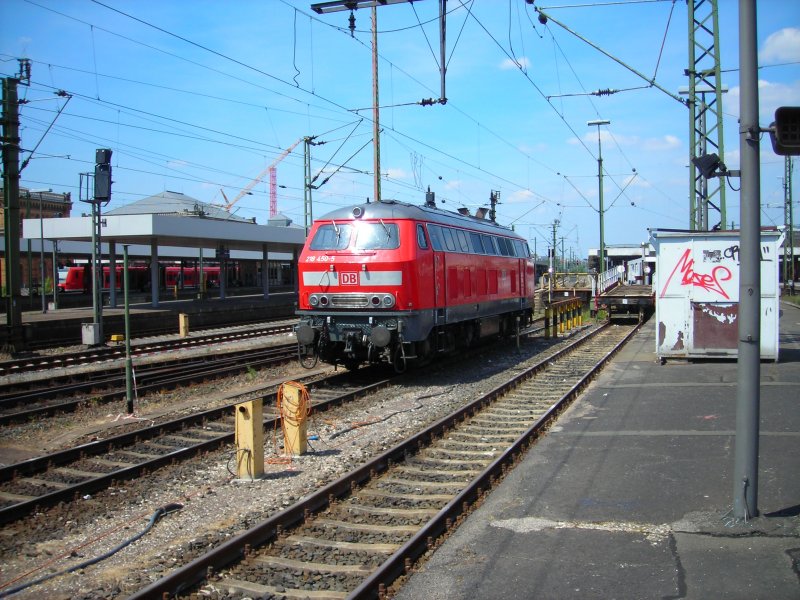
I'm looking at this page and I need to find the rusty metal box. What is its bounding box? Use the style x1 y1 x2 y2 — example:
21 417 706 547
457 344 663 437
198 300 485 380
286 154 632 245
651 229 784 361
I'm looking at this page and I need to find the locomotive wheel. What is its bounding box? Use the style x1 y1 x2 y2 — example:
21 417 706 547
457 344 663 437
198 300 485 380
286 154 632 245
298 344 318 369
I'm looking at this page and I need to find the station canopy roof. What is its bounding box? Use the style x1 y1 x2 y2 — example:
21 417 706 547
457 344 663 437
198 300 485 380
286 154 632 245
22 191 306 259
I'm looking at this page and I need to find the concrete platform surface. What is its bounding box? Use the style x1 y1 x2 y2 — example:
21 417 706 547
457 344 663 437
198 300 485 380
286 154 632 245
396 302 800 600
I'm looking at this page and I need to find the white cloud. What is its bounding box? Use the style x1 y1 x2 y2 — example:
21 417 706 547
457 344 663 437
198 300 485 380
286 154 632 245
759 28 800 63
445 179 462 191
727 79 800 122
500 57 530 71
508 189 536 203
642 135 681 151
385 168 408 180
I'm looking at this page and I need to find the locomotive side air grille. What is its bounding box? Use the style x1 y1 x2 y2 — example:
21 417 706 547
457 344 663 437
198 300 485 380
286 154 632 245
330 294 369 308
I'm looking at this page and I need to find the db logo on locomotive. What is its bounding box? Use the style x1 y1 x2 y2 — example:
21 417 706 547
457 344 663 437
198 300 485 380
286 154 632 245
340 272 359 286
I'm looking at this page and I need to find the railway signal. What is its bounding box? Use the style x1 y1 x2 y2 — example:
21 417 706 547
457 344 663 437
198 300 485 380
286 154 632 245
770 106 800 156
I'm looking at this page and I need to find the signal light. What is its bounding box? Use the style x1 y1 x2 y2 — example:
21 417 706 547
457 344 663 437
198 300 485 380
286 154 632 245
770 106 800 156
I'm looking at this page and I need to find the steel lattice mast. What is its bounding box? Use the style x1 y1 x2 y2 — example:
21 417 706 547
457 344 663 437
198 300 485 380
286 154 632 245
687 0 727 230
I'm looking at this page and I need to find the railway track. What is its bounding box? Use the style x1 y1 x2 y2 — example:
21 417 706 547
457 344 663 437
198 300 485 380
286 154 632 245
0 370 395 526
0 320 295 377
0 343 299 426
129 321 639 600
0 317 548 427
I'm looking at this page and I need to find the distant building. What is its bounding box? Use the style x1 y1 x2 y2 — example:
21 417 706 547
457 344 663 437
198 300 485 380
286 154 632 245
0 187 73 235
1 187 72 292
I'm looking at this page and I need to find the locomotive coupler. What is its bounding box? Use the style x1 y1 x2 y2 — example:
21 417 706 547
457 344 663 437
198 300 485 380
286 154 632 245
343 332 355 354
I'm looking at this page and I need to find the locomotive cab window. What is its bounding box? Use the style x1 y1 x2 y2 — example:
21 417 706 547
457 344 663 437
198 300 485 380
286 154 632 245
354 221 400 250
482 234 498 255
427 224 444 251
416 224 429 249
469 232 485 254
456 229 470 253
442 227 457 251
310 223 353 250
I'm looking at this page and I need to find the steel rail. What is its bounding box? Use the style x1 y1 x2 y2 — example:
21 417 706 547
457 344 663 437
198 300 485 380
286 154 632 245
0 372 395 526
17 313 294 352
0 344 298 425
128 320 639 600
0 322 294 377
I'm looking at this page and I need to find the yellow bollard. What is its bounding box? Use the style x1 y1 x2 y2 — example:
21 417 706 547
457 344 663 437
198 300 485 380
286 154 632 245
278 382 309 456
234 399 264 481
544 307 551 339
179 313 189 338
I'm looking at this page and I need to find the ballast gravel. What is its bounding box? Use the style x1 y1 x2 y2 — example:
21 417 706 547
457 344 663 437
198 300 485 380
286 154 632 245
0 328 583 600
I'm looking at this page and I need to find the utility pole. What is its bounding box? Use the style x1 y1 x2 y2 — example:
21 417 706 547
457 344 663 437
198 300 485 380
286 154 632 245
311 0 447 203
588 119 610 272
303 136 314 234
551 220 559 272
371 5 381 203
732 0 760 521
784 156 795 295
2 59 30 346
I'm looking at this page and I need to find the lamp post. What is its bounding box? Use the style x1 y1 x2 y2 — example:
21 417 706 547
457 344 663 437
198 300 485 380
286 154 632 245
52 238 58 310
588 120 610 273
38 191 46 313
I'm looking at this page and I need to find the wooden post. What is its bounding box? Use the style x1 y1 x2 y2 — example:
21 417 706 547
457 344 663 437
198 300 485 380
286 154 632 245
179 313 189 338
281 382 308 456
234 399 264 480
544 307 551 339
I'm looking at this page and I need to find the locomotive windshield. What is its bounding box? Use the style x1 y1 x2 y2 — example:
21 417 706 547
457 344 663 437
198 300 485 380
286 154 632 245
354 221 400 250
309 223 353 250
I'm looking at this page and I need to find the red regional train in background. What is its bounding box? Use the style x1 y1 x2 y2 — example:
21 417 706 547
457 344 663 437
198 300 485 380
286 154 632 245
295 198 536 372
58 264 221 293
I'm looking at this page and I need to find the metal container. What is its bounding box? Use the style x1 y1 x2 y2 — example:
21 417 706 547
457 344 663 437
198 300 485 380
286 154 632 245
651 228 784 361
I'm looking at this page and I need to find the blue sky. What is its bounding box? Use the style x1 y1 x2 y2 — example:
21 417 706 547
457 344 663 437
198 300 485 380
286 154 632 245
2 0 798 260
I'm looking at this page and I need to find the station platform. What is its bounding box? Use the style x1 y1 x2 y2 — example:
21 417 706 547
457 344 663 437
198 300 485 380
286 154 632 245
0 291 297 350
397 301 800 600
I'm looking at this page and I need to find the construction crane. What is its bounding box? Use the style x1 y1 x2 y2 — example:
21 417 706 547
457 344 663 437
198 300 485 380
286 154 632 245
225 138 304 217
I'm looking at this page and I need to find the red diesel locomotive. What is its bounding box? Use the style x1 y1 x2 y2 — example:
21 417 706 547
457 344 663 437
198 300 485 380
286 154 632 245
295 199 536 371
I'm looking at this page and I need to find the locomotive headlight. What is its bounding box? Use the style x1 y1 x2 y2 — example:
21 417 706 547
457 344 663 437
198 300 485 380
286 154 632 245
319 295 329 307
382 294 395 308
370 295 381 307
309 295 319 307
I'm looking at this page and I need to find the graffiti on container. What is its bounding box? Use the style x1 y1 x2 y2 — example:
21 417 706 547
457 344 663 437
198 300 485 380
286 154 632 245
723 244 740 263
660 248 733 299
702 245 739 264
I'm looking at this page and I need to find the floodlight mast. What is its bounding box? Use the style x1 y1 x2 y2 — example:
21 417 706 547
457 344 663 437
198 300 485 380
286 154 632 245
587 119 610 274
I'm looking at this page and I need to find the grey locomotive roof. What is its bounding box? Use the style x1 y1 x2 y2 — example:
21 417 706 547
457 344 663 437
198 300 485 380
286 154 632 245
318 200 521 238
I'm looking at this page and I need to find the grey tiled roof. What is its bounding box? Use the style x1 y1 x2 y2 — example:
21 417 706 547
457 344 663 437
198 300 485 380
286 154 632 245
106 191 251 222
